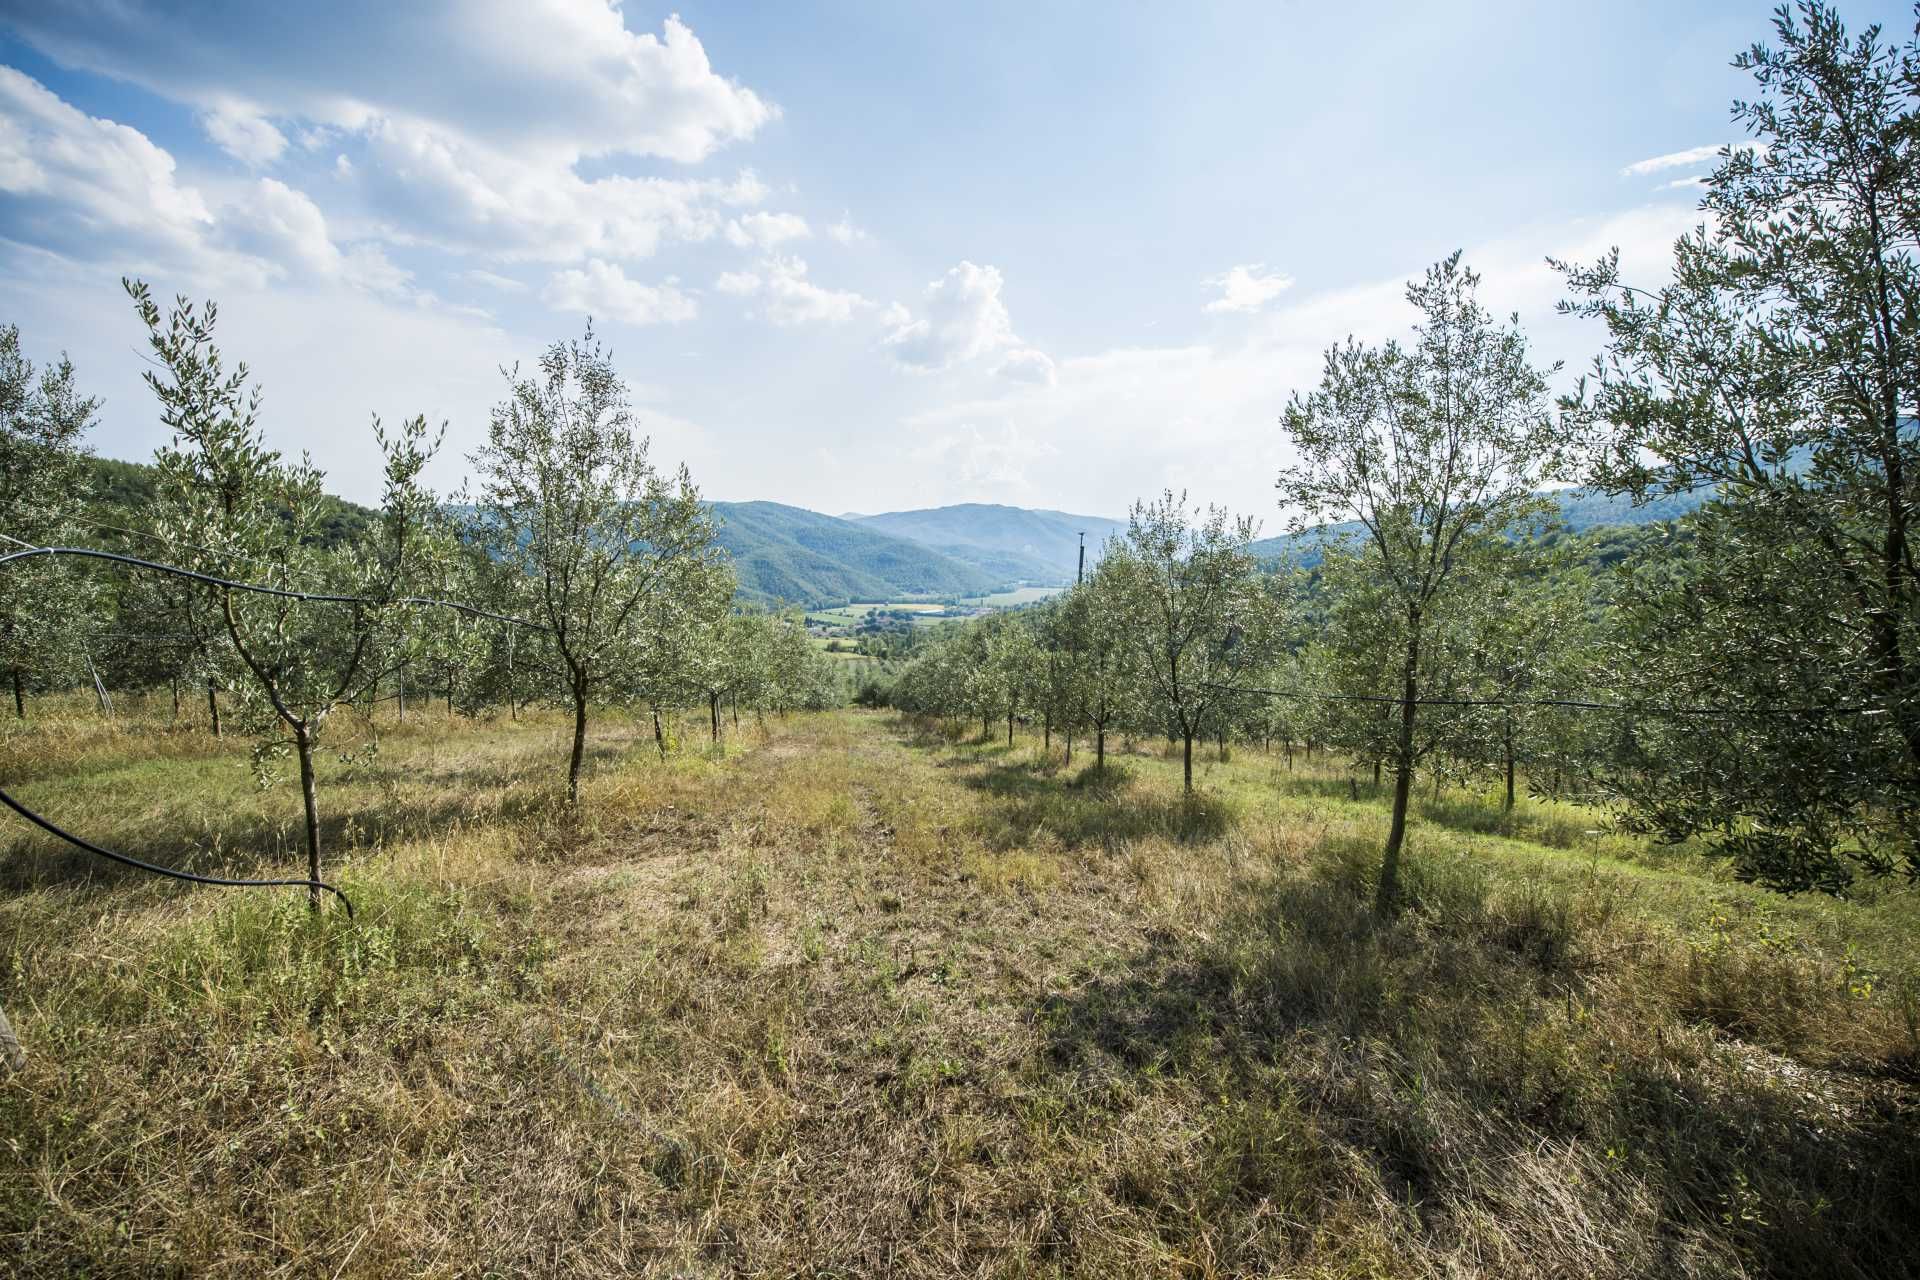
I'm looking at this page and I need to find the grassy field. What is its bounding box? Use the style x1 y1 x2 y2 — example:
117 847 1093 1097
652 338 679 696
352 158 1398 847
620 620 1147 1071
1 702 1916 1277
809 639 887 667
955 586 1066 607
805 601 952 628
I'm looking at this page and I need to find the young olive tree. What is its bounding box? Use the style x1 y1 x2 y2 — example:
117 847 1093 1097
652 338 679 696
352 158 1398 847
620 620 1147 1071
1303 538 1489 797
129 281 443 909
467 329 723 802
0 324 99 715
1559 2 1920 890
1280 254 1568 911
680 569 754 746
1455 540 1592 811
985 611 1044 747
764 612 833 714
1104 491 1262 792
1031 596 1108 759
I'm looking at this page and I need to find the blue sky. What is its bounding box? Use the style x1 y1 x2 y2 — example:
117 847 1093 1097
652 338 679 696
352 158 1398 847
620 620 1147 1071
0 1 1906 525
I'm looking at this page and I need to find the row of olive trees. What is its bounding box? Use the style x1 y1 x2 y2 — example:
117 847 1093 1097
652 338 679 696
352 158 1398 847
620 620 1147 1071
0 287 839 909
894 2 1920 908
0 323 101 714
884 480 1596 825
886 491 1285 791
886 253 1591 910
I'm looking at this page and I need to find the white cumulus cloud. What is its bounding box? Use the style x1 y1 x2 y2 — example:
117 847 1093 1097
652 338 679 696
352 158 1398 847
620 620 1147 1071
9 5 775 163
1204 263 1294 314
543 259 697 325
0 65 214 261
886 261 1043 372
6 5 778 264
725 211 810 250
716 255 869 327
995 346 1056 385
912 421 1058 491
0 69 419 299
220 177 340 275
201 100 286 167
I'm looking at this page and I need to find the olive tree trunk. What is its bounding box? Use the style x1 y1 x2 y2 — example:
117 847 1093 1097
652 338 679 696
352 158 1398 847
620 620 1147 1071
1377 625 1422 916
1503 711 1516 812
567 689 589 804
293 723 323 913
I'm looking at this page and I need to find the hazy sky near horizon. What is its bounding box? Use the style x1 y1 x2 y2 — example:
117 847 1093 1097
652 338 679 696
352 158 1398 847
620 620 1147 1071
0 1 1908 525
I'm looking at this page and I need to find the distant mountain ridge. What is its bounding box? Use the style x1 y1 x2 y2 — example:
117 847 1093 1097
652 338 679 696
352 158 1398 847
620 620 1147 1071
78 456 1714 610
710 501 1001 606
850 503 1129 582
1247 483 1714 564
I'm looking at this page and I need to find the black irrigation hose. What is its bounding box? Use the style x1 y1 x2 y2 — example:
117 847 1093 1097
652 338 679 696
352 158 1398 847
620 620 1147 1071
0 543 553 917
0 545 550 632
0 786 354 917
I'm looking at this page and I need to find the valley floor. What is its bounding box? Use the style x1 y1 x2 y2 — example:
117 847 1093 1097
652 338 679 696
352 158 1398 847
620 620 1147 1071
0 705 1916 1277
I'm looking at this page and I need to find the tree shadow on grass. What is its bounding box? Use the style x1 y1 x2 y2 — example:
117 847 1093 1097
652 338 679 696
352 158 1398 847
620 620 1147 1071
1033 837 1920 1279
958 759 1234 850
1272 773 1390 803
1269 772 1598 853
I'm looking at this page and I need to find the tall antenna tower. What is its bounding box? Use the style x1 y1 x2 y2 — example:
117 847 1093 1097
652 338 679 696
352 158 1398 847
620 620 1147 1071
1077 531 1086 585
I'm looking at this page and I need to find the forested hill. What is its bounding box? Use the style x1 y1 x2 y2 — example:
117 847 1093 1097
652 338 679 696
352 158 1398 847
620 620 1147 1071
83 456 379 552
850 503 1129 582
709 501 999 606
78 456 1711 607
77 457 1002 608
1247 482 1714 565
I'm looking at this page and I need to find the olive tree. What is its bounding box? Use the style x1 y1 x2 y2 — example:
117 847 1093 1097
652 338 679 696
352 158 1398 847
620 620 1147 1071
1104 491 1262 792
985 611 1044 747
1558 2 1920 890
0 323 99 715
1457 543 1592 811
1280 254 1569 911
129 281 443 909
466 328 722 801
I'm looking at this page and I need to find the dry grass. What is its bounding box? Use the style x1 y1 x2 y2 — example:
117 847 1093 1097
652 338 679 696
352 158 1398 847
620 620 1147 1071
1 703 1916 1277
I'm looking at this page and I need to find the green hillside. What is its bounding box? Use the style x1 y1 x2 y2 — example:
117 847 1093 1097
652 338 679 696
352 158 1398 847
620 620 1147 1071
83 456 378 553
74 458 1007 609
852 503 1128 581
1250 483 1715 565
922 541 1062 583
1550 482 1714 530
711 501 1000 606
75 456 1707 608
